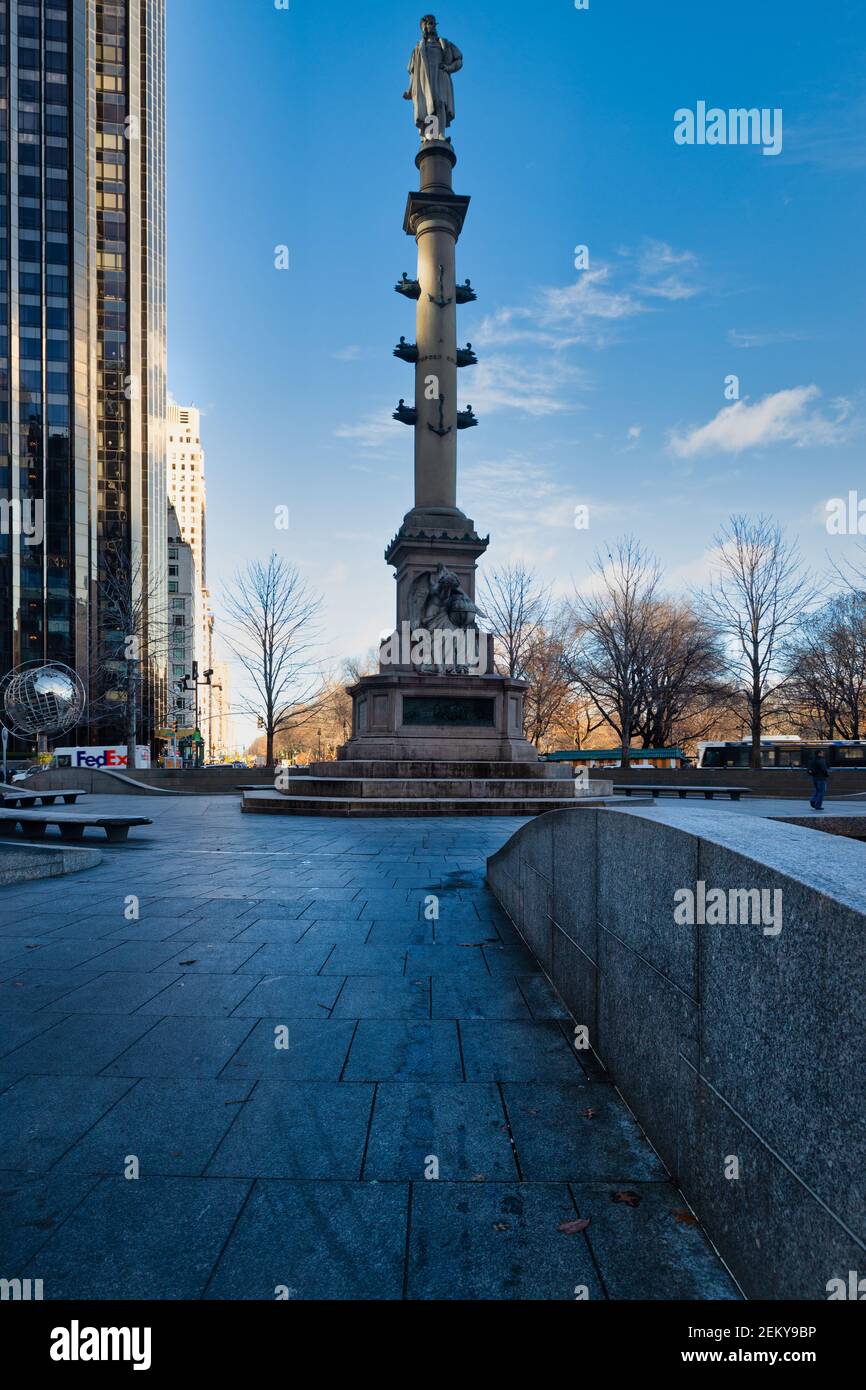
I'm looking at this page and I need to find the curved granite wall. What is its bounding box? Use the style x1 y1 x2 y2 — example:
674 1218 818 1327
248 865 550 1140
487 805 866 1300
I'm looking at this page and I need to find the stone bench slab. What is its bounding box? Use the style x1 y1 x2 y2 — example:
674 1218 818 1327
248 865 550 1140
0 808 152 843
0 785 87 808
616 785 752 800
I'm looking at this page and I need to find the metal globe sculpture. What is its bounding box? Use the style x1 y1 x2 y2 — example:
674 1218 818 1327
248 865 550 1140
0 660 86 738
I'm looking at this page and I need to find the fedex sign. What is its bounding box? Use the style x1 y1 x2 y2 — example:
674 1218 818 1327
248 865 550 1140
54 745 151 770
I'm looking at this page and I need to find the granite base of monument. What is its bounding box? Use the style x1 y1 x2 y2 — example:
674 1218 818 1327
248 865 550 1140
241 671 616 817
242 670 616 816
242 768 615 818
341 669 537 763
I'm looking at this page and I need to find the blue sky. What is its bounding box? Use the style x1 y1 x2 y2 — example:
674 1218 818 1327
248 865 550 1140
167 0 866 741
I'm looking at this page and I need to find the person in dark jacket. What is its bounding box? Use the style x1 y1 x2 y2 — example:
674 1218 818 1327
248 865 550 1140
808 752 830 810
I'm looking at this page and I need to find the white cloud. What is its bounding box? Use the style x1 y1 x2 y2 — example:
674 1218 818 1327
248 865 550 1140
461 456 624 580
475 243 701 355
666 546 725 590
461 356 588 418
334 413 402 449
333 345 362 361
728 328 812 349
634 241 701 301
475 265 646 354
785 101 866 172
616 423 643 455
669 386 854 458
539 267 645 325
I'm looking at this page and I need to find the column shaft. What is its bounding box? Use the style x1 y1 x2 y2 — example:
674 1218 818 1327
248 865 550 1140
414 222 458 510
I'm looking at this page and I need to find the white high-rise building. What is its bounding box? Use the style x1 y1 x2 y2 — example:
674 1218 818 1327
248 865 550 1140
167 504 197 743
167 404 206 580
209 659 235 761
167 404 214 752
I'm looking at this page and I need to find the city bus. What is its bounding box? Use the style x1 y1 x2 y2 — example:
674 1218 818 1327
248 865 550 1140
696 737 866 770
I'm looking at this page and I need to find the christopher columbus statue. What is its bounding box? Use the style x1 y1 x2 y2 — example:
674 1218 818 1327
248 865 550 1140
403 14 463 141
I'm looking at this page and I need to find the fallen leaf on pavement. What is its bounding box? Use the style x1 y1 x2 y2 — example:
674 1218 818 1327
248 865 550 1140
673 1207 698 1226
557 1217 591 1235
612 1191 641 1207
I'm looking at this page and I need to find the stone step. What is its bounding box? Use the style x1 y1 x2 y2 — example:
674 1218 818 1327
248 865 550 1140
242 790 628 818
309 759 574 780
279 776 586 799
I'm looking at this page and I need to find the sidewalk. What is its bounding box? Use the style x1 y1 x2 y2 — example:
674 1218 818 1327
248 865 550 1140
0 796 738 1300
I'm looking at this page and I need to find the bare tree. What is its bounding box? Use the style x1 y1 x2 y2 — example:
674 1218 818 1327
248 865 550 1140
221 555 324 769
522 623 573 748
783 592 866 739
310 652 379 756
633 600 729 751
701 515 818 768
561 693 607 751
93 540 169 769
479 562 550 679
342 648 379 684
561 538 662 768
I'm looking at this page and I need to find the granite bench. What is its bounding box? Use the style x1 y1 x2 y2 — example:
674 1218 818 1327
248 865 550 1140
0 808 151 843
616 784 752 801
0 784 87 808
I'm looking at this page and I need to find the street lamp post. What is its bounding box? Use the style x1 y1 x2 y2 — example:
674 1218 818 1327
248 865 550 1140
193 664 200 761
176 663 215 768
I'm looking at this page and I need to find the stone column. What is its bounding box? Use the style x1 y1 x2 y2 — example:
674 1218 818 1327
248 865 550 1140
405 141 469 517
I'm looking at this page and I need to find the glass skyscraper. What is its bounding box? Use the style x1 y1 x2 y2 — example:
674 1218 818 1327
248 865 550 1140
0 0 166 749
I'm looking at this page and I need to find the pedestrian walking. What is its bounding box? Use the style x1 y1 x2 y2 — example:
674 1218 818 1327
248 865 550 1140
808 751 830 810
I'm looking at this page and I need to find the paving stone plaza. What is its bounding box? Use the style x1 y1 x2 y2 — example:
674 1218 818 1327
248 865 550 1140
0 796 740 1300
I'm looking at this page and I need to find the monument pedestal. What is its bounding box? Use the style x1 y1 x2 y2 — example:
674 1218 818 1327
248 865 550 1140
340 669 536 763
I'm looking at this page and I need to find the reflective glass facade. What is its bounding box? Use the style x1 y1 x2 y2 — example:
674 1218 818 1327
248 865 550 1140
0 0 165 747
